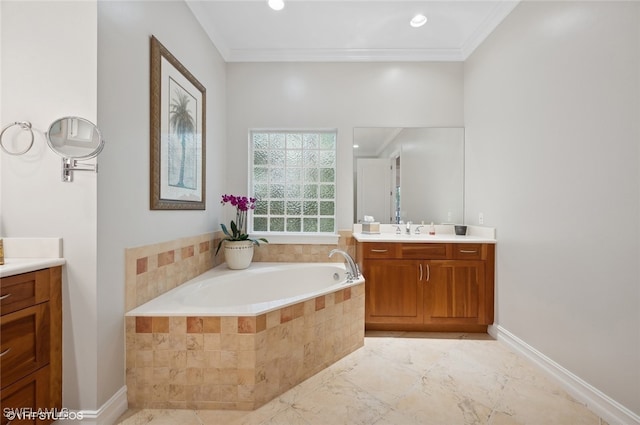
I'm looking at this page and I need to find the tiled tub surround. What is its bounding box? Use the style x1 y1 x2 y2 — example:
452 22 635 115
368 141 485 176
252 230 356 262
125 233 221 311
125 283 365 409
125 230 363 410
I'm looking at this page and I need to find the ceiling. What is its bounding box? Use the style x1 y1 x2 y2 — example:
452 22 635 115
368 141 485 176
186 0 521 62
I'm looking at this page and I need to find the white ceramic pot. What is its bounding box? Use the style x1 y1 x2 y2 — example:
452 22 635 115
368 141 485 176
224 240 254 270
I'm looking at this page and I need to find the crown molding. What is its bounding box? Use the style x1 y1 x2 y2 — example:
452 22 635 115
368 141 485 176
461 0 521 59
185 0 231 60
225 48 465 63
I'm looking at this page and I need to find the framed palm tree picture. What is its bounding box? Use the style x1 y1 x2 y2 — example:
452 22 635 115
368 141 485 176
150 35 206 210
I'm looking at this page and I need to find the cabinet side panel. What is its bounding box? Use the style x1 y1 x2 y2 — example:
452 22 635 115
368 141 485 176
49 266 62 410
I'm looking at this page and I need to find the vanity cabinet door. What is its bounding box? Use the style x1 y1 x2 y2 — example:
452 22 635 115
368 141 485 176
423 260 486 325
0 367 50 425
363 259 423 325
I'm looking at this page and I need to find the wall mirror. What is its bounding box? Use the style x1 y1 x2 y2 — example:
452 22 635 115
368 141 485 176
353 127 464 225
47 117 104 182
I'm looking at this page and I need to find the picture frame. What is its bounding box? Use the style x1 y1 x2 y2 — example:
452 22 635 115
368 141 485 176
150 35 206 210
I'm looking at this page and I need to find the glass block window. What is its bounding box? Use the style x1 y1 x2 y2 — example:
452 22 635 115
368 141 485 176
250 130 337 234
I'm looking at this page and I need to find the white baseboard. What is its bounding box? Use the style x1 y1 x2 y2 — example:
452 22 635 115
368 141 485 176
56 386 128 425
489 325 640 425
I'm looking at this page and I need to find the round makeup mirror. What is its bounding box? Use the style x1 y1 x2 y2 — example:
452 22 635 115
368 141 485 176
46 117 105 182
47 116 104 159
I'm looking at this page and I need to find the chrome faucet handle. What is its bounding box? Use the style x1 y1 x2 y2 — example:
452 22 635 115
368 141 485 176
345 264 361 281
414 225 424 234
328 249 359 280
393 225 401 235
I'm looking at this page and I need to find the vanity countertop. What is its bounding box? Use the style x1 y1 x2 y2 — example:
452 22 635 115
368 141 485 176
352 233 496 244
0 258 67 278
352 224 496 244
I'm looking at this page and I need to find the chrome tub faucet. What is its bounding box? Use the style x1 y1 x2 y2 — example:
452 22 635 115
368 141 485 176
328 249 360 281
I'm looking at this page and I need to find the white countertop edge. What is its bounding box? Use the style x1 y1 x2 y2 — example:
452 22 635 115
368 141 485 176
0 258 66 278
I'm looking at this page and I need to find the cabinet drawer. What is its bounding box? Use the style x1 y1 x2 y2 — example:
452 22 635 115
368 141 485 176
1 303 50 389
360 243 400 259
400 243 450 259
453 244 484 260
1 270 50 316
0 367 51 425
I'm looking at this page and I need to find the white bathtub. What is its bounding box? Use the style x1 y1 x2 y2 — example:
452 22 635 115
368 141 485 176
126 262 364 317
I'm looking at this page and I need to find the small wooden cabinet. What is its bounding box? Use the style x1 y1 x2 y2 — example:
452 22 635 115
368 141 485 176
357 242 495 332
1 267 62 425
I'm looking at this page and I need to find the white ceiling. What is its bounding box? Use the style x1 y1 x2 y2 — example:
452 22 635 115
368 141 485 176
186 0 521 62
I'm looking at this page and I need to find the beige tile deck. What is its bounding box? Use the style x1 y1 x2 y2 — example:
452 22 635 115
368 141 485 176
115 332 605 425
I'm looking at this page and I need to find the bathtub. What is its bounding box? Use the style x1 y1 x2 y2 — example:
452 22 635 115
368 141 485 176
125 262 365 410
126 262 364 317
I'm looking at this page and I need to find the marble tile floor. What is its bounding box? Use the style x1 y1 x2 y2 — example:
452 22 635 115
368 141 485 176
116 331 607 425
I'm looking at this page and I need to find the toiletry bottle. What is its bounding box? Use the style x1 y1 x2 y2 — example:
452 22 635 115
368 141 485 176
429 222 435 236
0 238 4 265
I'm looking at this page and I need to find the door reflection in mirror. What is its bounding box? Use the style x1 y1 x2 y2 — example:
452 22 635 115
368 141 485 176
354 127 464 225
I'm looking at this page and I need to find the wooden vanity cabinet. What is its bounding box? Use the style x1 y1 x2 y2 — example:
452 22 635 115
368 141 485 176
0 267 62 425
357 242 495 332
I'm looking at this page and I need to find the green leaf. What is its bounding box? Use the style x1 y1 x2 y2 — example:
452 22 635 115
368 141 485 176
253 238 269 246
220 223 232 238
215 240 225 255
230 220 239 238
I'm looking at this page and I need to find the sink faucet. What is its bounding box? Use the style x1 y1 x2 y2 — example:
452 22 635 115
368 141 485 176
328 249 360 281
406 221 412 235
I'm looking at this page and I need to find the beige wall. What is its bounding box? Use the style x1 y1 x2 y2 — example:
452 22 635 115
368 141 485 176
97 0 227 409
1 0 99 411
465 1 640 418
226 62 465 230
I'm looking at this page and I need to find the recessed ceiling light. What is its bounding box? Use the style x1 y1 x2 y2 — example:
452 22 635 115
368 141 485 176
268 0 285 11
353 144 360 149
410 14 427 28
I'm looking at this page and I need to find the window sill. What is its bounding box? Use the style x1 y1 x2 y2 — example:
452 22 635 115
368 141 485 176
250 233 340 245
